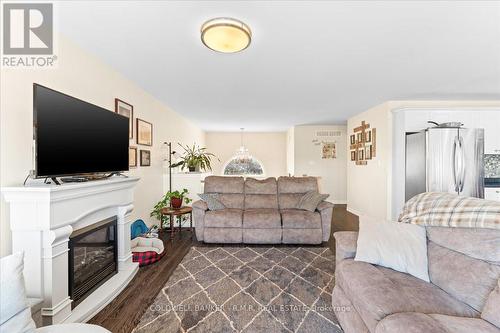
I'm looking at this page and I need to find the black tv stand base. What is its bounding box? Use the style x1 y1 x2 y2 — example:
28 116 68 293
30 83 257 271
60 176 90 183
55 173 128 184
50 177 61 185
107 172 128 178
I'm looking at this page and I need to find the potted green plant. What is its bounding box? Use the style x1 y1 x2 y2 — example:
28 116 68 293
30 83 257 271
171 143 218 172
150 189 192 223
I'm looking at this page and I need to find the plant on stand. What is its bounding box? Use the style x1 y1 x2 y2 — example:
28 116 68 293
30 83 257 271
150 189 192 226
171 143 218 172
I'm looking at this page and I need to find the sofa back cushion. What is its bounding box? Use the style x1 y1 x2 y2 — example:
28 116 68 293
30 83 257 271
426 227 500 312
244 178 278 209
277 177 318 209
427 227 500 263
204 176 244 193
204 176 244 209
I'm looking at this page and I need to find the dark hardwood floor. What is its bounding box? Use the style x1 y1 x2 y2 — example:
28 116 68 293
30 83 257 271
88 205 358 333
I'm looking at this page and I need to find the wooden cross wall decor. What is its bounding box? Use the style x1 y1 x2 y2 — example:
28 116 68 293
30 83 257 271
349 121 376 165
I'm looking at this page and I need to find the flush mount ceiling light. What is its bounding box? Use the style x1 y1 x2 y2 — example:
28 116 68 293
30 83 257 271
201 17 251 53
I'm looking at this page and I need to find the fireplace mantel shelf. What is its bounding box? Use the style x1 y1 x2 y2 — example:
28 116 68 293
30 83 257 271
1 177 140 326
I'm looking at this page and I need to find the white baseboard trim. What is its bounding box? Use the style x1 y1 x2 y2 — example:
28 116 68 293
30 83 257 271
333 200 347 205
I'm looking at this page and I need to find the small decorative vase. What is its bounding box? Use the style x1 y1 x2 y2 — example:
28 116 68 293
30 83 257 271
171 197 182 209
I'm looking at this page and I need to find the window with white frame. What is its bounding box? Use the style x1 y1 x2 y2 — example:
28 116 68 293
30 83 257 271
223 157 264 176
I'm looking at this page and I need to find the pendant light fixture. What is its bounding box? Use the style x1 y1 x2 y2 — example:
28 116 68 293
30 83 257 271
235 128 252 164
201 17 252 53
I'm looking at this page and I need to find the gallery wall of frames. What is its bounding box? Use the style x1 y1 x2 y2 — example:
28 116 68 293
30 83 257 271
349 121 376 165
115 98 152 168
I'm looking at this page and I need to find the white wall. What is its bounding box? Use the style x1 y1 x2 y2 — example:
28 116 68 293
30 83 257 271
346 100 500 221
293 125 347 204
205 132 287 178
286 127 295 176
0 35 205 256
347 103 392 219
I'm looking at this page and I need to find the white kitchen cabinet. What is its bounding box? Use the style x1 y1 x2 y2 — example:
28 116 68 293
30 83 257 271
403 110 430 132
427 110 480 129
485 188 500 201
479 110 500 154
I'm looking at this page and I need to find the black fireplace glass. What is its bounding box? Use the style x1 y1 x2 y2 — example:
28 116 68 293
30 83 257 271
68 217 118 308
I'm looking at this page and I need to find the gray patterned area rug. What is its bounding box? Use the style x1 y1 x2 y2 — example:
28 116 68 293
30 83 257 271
133 246 343 333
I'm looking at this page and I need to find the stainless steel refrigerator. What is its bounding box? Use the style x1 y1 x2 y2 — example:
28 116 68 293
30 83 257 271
405 127 484 201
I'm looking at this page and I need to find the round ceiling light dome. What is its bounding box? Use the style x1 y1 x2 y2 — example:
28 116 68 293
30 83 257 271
201 17 251 53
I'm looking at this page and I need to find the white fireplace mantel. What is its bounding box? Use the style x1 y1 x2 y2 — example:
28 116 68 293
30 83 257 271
1 177 140 326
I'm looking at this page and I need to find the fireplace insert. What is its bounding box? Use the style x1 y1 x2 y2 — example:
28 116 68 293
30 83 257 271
68 217 118 308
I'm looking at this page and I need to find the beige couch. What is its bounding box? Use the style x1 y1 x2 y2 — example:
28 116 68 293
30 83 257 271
332 227 500 333
193 176 333 244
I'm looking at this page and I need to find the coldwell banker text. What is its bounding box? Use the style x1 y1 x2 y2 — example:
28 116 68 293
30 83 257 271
2 3 57 67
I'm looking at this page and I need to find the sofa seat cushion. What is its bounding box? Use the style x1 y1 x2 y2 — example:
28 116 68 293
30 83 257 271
336 259 479 332
376 313 500 333
205 209 243 228
243 209 281 229
280 209 321 229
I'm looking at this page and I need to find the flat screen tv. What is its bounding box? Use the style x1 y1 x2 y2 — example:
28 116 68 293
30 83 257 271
34 84 129 178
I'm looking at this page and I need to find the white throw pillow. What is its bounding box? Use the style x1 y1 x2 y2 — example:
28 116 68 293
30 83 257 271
0 252 36 333
354 215 430 282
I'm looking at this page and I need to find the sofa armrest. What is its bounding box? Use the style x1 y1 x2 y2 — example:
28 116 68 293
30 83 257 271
192 200 207 241
317 200 334 211
317 200 334 242
334 231 358 265
192 200 208 211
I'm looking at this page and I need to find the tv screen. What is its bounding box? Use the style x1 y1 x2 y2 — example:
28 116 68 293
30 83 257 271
34 84 129 177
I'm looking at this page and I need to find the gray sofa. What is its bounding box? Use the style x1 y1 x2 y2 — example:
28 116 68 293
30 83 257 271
332 227 500 333
192 176 333 244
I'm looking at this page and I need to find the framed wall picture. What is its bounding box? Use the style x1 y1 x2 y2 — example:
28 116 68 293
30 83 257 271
321 142 336 159
115 99 133 139
350 121 376 166
140 149 151 166
358 148 364 160
136 118 153 146
365 145 372 160
365 130 372 143
129 147 137 167
350 151 356 161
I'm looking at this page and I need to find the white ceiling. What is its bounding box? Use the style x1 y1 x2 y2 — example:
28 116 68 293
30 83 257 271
58 1 500 131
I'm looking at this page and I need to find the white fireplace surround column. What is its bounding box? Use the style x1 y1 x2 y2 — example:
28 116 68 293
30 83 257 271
1 177 140 325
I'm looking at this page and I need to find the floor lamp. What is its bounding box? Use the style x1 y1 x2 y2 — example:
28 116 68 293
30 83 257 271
164 142 176 193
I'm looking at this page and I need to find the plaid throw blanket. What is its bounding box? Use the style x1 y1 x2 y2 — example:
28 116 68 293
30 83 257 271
399 192 500 230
